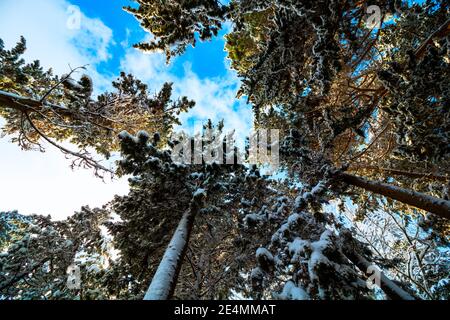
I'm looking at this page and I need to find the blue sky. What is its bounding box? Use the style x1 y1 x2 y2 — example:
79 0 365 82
0 0 252 219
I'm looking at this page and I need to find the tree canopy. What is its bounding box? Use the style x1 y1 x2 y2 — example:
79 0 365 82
0 0 449 300
0 37 194 176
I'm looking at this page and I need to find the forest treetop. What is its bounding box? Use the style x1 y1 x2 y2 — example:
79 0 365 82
0 0 449 301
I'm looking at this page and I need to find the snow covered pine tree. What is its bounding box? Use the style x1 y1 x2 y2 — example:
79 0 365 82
0 0 449 301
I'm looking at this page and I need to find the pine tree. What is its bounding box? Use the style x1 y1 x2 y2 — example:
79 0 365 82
124 0 228 62
0 37 194 176
1 0 449 301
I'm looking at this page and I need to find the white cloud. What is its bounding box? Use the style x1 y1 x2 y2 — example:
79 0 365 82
0 0 127 219
119 45 254 146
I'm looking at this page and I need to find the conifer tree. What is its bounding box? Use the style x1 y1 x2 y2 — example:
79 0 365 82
1 0 449 301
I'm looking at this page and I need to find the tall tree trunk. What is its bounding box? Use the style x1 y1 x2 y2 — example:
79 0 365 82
143 208 197 300
340 173 450 219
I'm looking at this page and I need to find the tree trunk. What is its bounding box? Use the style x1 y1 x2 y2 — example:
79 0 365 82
340 173 450 219
143 209 197 300
0 89 70 114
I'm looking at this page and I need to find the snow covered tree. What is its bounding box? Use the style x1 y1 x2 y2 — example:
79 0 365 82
0 37 194 176
128 1 449 217
335 200 450 299
1 125 445 300
2 0 449 301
